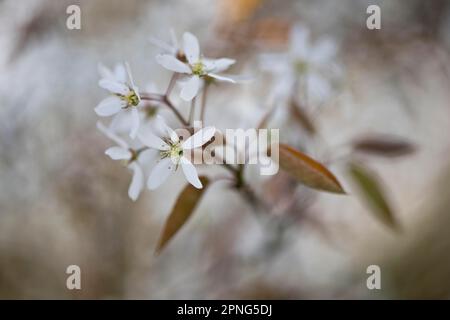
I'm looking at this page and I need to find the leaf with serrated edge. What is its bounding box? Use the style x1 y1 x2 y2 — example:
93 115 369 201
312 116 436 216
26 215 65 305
155 176 209 253
348 162 398 230
278 144 345 194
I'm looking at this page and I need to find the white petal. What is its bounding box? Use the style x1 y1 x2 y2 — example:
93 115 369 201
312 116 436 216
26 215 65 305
310 38 337 65
98 79 129 95
201 58 216 71
138 148 159 165
138 131 169 150
129 108 140 139
183 32 200 64
152 114 179 142
151 114 167 137
168 127 179 144
156 54 191 73
109 111 131 134
182 126 215 149
95 96 124 116
125 62 136 89
96 121 128 148
207 73 236 83
147 158 174 190
270 73 295 100
180 75 200 101
134 85 141 102
258 53 289 74
307 73 332 100
149 35 175 53
105 146 132 160
222 74 254 83
180 157 202 188
114 64 127 83
208 58 235 73
290 24 310 58
98 63 114 79
153 115 179 143
128 162 144 201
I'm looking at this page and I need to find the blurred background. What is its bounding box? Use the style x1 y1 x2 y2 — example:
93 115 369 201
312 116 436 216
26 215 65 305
0 0 450 299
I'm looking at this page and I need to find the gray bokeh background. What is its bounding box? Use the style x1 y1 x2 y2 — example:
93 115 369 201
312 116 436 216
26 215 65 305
0 0 449 299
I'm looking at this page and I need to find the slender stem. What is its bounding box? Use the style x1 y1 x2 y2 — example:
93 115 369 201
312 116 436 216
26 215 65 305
140 93 189 127
163 96 189 127
220 163 245 188
221 163 238 175
140 93 163 100
303 75 309 109
220 162 268 213
200 83 209 123
189 96 196 125
165 73 178 97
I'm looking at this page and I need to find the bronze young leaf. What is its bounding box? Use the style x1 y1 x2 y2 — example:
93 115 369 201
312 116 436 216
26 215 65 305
352 135 416 158
155 176 210 253
278 144 345 194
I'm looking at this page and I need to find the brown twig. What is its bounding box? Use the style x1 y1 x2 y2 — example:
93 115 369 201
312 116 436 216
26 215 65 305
165 73 178 97
140 93 189 126
189 96 196 125
200 83 209 123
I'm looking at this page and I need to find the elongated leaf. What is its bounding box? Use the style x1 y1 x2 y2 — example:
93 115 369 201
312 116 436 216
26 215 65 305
290 100 316 135
155 176 209 253
348 162 398 230
353 135 416 158
278 144 345 194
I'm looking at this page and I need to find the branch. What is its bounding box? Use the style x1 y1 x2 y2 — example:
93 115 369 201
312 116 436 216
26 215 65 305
140 93 189 127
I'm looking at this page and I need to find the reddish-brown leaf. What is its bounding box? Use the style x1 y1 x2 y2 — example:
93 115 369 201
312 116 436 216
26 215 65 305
278 144 345 194
353 135 416 158
155 176 210 254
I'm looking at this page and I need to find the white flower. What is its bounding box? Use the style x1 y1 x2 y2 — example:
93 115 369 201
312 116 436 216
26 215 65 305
139 116 215 189
260 24 340 105
149 29 180 56
109 82 161 135
97 63 127 83
95 62 141 139
97 121 145 201
156 32 237 101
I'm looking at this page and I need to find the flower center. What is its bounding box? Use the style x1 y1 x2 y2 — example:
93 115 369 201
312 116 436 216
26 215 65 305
123 89 140 107
161 142 183 161
191 61 205 76
294 60 308 74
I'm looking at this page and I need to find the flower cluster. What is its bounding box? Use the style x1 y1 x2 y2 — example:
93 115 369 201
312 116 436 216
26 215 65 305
95 32 240 201
92 25 413 254
94 27 342 203
156 32 238 101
